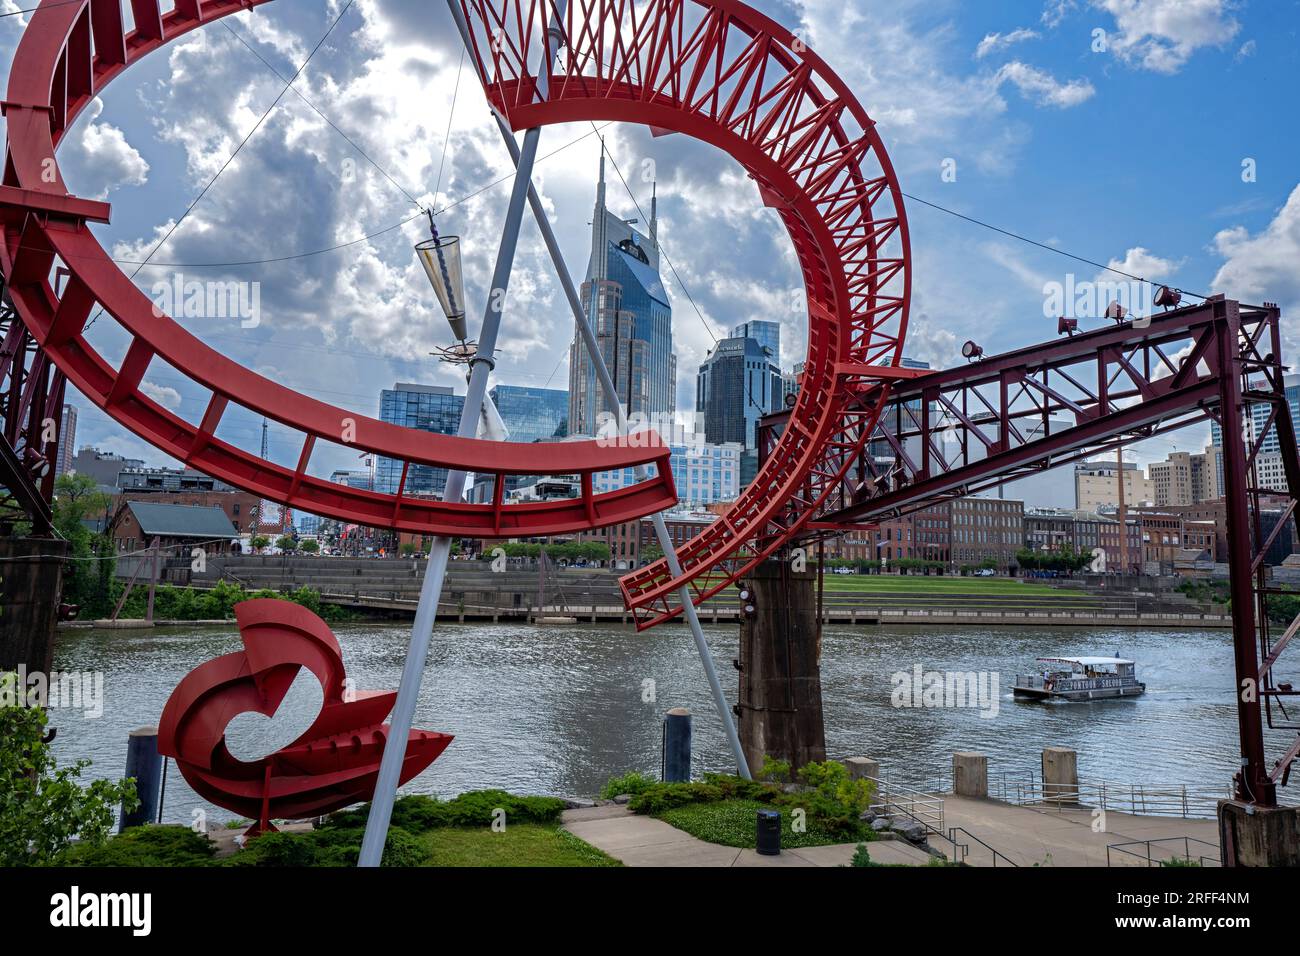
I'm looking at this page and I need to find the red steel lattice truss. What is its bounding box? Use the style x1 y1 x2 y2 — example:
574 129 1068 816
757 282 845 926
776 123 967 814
455 0 911 628
0 0 679 540
793 297 1296 806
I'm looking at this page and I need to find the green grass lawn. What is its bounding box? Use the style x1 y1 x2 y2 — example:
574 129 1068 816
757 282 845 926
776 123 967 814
816 576 1070 596
656 799 866 849
420 823 620 867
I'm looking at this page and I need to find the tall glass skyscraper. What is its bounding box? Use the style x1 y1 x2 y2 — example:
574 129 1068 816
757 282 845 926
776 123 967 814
730 320 780 368
696 336 783 448
375 383 465 495
490 384 569 443
568 152 677 435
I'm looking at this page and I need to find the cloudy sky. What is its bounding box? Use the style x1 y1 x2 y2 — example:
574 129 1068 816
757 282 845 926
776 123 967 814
2 0 1297 477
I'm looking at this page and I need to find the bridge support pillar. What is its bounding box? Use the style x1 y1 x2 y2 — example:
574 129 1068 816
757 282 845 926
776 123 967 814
737 559 826 774
0 537 69 674
1218 800 1300 866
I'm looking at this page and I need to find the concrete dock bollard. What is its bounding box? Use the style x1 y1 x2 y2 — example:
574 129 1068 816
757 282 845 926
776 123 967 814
120 726 163 831
662 707 692 783
952 752 988 798
845 756 880 782
1041 747 1079 804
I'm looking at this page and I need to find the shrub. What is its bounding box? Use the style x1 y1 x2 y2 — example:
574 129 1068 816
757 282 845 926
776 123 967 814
851 843 872 867
55 825 216 867
229 825 423 867
626 782 723 815
325 792 566 833
0 681 138 866
600 771 656 799
758 755 791 784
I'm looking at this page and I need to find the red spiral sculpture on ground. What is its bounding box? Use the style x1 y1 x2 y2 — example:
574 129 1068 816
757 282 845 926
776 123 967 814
157 599 452 835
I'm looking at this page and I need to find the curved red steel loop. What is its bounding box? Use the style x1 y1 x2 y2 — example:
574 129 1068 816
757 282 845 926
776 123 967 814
456 0 910 627
157 599 452 832
0 0 677 538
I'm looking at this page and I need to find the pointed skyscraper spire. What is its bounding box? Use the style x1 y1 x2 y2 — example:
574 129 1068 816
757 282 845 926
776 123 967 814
588 142 609 282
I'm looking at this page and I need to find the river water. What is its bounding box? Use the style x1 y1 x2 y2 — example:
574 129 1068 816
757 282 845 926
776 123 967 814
46 620 1292 825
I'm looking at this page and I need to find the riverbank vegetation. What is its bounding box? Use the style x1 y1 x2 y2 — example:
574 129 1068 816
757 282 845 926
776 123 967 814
115 580 354 623
611 759 877 849
53 792 619 867
482 541 612 564
1 678 138 866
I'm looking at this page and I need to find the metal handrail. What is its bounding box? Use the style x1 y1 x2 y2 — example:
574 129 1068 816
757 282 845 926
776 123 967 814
865 775 944 833
1106 835 1221 867
1009 778 1230 819
943 826 1019 866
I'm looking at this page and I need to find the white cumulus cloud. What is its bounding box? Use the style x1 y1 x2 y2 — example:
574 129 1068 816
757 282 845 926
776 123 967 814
975 28 1040 59
1094 0 1240 74
994 61 1096 108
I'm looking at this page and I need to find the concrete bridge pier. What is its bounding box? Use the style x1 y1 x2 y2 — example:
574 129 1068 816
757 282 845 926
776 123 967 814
0 537 69 675
736 559 826 774
1218 801 1300 866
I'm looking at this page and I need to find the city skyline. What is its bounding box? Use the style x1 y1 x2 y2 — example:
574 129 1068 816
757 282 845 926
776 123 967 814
18 1 1295 484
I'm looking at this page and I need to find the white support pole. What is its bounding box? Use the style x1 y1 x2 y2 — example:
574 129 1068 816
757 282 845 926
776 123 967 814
487 110 750 779
358 1 569 867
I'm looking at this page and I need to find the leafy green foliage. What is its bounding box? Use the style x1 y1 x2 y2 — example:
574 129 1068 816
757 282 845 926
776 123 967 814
229 824 423 867
657 798 857 849
483 541 612 563
0 678 138 866
51 473 119 618
299 539 320 554
56 825 216 866
600 771 656 799
758 755 791 783
231 793 577 867
1015 545 1091 573
117 580 352 623
325 791 567 832
851 843 873 867
625 782 724 814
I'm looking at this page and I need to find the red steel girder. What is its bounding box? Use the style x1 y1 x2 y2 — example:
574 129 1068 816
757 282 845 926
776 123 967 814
0 0 678 539
812 297 1297 806
455 0 910 627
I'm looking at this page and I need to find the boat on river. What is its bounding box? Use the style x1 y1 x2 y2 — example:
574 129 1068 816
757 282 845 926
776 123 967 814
1012 656 1146 701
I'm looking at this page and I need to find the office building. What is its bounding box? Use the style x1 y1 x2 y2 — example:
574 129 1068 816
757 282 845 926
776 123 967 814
592 440 742 507
568 153 676 436
375 382 465 496
1074 459 1154 511
54 404 76 478
730 320 781 368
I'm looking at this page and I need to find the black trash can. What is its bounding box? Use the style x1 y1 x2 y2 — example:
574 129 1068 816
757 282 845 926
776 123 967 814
756 809 782 856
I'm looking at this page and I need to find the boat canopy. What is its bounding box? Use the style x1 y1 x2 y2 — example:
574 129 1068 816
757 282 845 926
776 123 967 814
1038 656 1134 666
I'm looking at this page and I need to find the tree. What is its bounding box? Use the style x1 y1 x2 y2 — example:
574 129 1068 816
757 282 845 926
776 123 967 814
299 539 320 554
250 534 271 552
640 541 664 564
51 474 117 618
0 675 138 865
275 535 296 553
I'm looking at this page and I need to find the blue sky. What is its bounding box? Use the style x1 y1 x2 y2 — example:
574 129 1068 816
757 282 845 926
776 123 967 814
2 0 1298 477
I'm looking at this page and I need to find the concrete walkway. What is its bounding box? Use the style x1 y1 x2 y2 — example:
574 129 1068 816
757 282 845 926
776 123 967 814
561 805 934 867
939 795 1220 867
561 800 1222 868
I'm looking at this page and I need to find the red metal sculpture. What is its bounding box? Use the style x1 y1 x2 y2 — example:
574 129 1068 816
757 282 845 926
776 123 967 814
0 0 677 538
157 599 452 834
454 0 912 627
